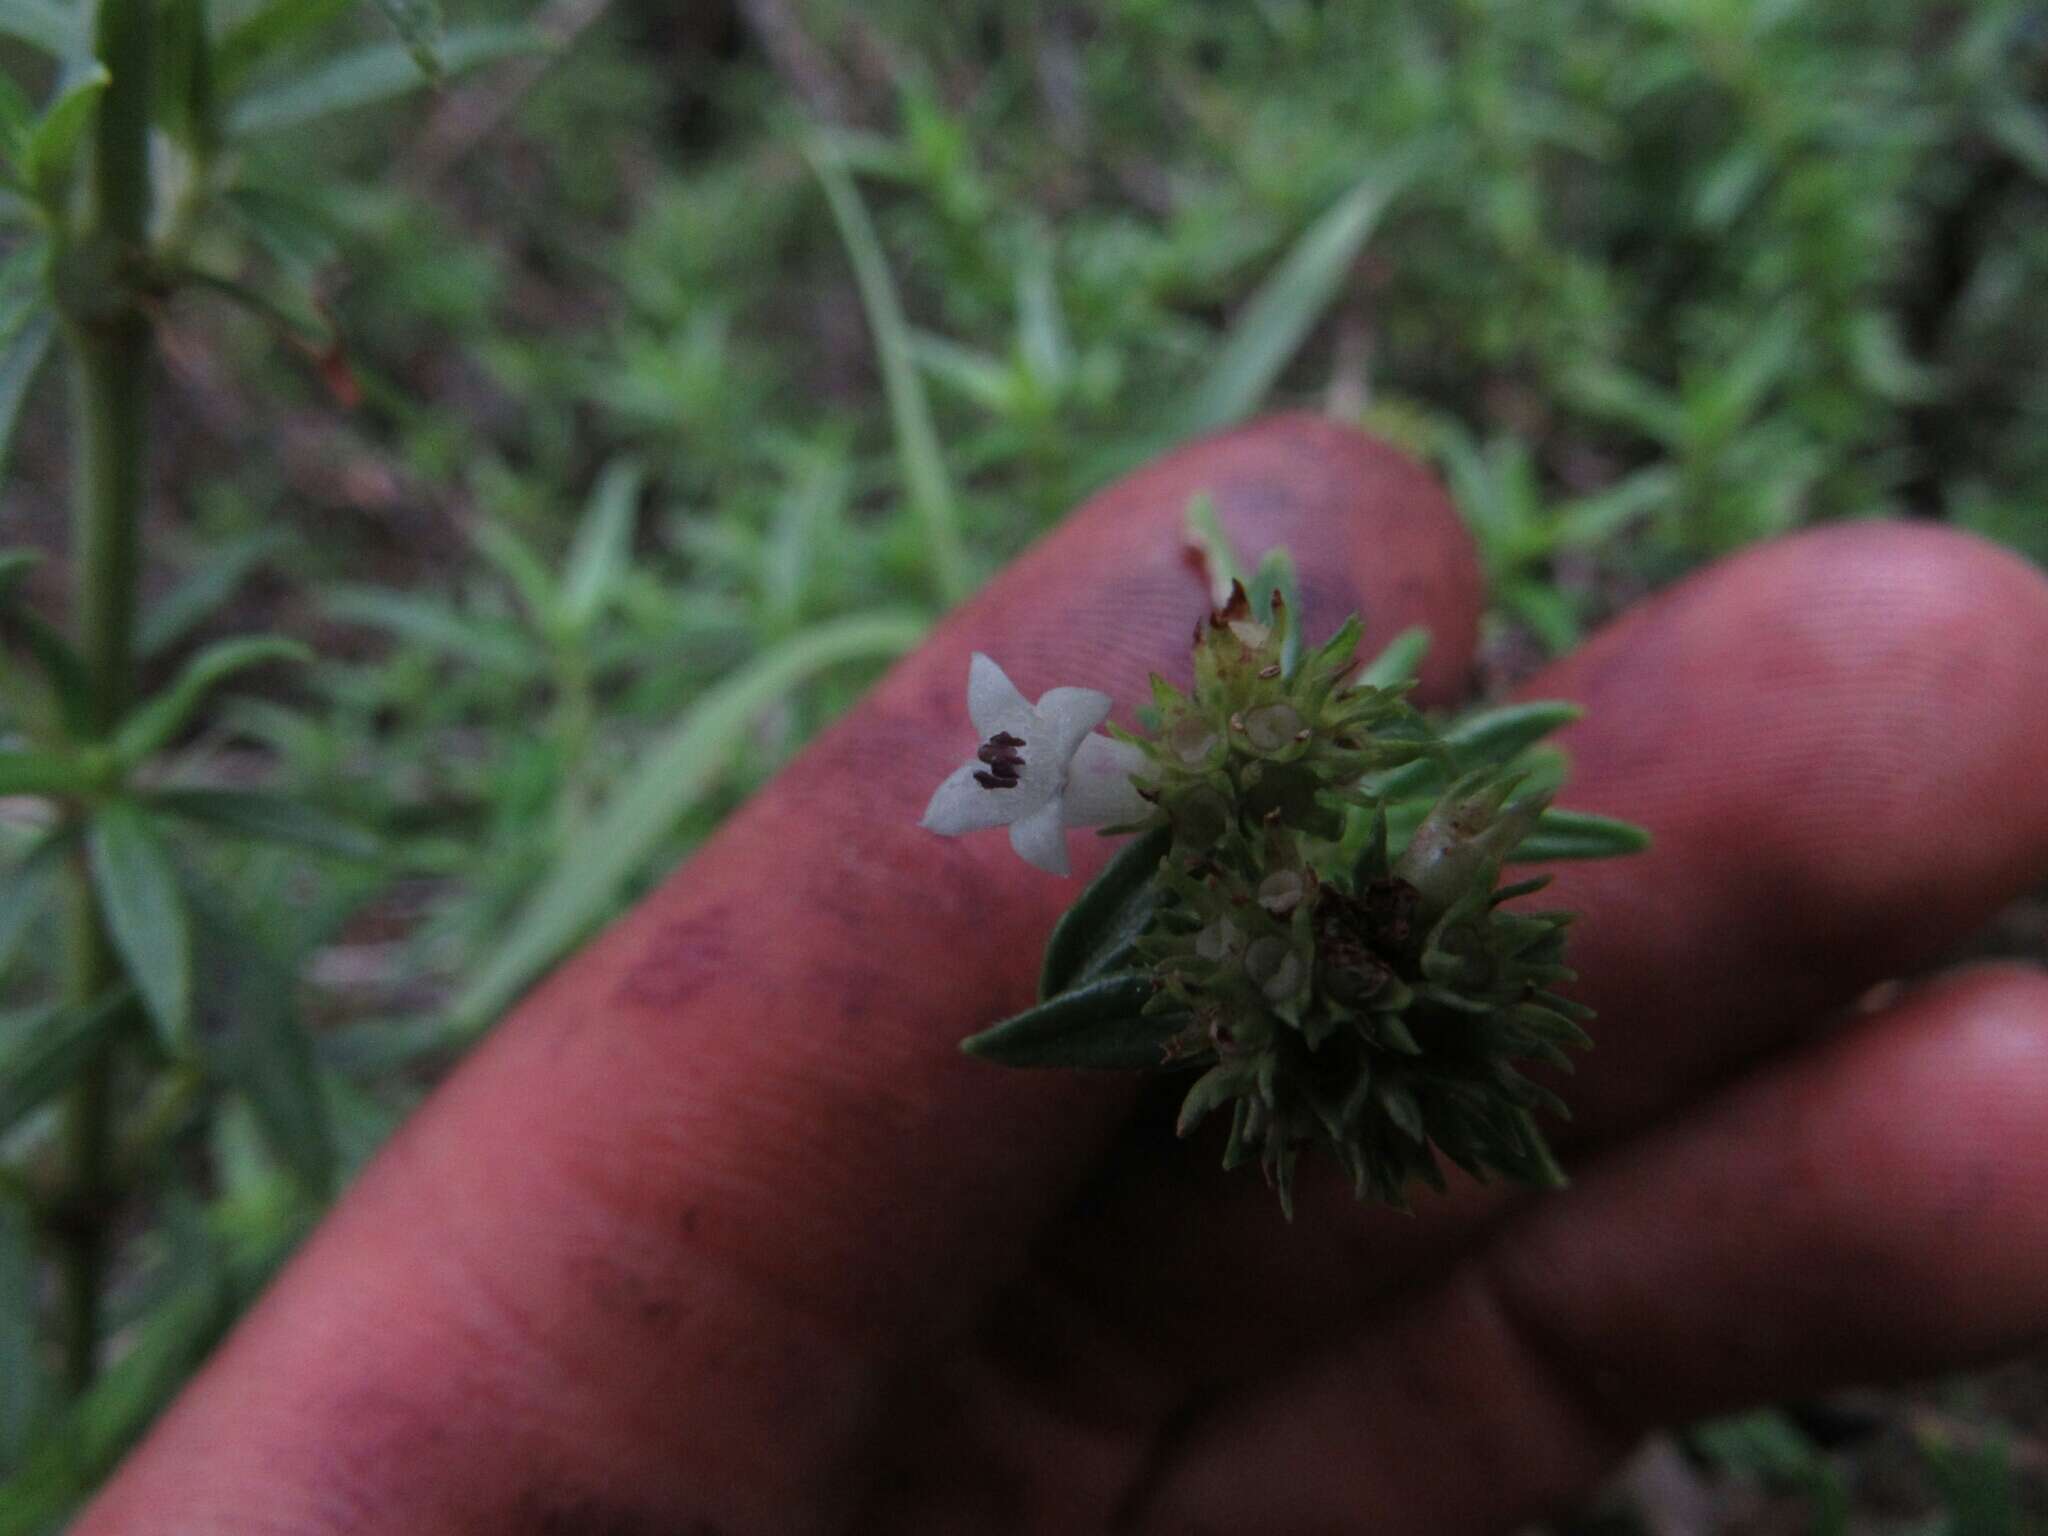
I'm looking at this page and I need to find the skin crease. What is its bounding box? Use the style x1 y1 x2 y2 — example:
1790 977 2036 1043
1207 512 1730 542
72 415 2048 1536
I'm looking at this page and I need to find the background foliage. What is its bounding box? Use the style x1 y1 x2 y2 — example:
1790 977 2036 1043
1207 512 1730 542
1 0 2045 1527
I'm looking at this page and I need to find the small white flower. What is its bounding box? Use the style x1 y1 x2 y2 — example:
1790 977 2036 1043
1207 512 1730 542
920 653 1149 876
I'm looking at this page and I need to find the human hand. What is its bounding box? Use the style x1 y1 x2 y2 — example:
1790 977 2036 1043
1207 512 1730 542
76 415 2048 1535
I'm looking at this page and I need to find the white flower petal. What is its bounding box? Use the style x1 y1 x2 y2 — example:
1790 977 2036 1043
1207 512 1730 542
967 653 1037 741
1031 686 1113 761
921 761 1026 835
1008 798 1070 876
1060 734 1150 827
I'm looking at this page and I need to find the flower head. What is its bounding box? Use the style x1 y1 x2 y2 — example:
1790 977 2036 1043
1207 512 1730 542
921 653 1148 876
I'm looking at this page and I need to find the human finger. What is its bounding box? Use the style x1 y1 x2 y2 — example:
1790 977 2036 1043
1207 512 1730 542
74 414 1484 1536
1134 964 2048 1535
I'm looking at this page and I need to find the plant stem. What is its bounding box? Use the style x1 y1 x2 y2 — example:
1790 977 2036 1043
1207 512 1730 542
54 0 155 1392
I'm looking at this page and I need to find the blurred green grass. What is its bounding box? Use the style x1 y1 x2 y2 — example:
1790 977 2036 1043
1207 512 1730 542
3 0 2048 1525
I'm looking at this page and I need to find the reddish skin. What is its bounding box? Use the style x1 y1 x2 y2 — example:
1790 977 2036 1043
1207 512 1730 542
75 416 2048 1536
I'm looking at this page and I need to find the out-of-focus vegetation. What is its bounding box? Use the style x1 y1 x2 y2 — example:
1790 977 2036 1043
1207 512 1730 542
2 0 2046 1526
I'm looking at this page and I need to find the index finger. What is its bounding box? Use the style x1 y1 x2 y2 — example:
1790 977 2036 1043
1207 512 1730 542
76 414 1485 1536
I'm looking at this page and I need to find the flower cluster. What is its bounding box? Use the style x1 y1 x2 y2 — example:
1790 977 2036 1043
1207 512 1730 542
925 584 1634 1216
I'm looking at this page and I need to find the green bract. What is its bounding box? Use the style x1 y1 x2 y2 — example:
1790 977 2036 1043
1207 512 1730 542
963 582 1646 1218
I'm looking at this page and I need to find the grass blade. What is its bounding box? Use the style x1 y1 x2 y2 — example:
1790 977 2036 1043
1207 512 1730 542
808 138 973 607
447 610 927 1038
561 458 642 630
1171 161 1413 439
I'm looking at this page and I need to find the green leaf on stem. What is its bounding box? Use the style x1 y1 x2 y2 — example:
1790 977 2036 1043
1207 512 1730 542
1038 824 1171 1000
0 310 54 489
1509 808 1652 862
186 876 337 1198
215 0 354 94
559 458 642 630
225 25 542 137
87 802 193 1052
1443 700 1581 770
0 599 92 741
807 135 972 607
158 0 218 154
0 826 68 977
147 787 380 860
1355 625 1430 689
112 635 308 767
0 991 129 1137
364 0 444 77
0 748 82 797
963 972 1189 1071
138 529 291 660
22 63 109 203
323 585 535 673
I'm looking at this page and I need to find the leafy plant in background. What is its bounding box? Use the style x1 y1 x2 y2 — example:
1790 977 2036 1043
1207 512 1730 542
0 0 536 1520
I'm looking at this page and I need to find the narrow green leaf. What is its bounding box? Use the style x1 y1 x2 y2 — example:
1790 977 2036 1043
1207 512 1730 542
1441 700 1581 771
808 138 972 606
1038 824 1171 1000
87 802 193 1051
364 0 443 77
187 876 336 1198
146 787 380 860
22 63 108 202
0 238 46 344
225 25 541 137
216 0 354 94
1172 154 1422 439
158 0 218 154
1379 1080 1425 1142
1355 625 1429 689
910 329 1014 412
0 0 81 58
0 991 128 1137
560 458 642 630
0 826 68 976
0 1190 36 1465
1176 1061 1248 1135
966 972 1186 1071
0 601 91 740
469 519 560 632
448 611 926 1038
0 310 54 488
0 748 82 797
138 529 291 659
112 636 307 767
1510 809 1652 862
323 585 535 672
